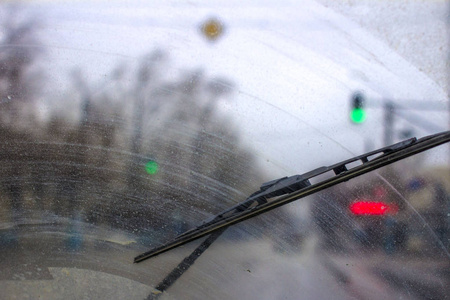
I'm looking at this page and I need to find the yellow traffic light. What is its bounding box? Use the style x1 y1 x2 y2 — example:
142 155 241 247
200 18 224 42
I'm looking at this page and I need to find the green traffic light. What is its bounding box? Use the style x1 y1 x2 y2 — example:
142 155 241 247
350 108 366 123
145 160 159 175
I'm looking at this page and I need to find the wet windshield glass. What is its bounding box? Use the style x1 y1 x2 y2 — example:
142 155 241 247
0 1 449 299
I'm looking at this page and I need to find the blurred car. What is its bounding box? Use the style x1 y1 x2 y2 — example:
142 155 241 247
313 165 449 255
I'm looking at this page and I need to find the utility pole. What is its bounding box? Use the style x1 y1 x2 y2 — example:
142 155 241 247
383 102 395 146
127 65 147 190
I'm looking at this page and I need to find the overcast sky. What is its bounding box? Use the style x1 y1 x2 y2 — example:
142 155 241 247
17 0 450 175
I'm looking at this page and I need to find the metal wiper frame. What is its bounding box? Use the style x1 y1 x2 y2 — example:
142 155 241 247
135 130 450 263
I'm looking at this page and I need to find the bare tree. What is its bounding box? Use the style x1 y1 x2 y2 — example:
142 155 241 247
0 45 264 240
0 5 43 123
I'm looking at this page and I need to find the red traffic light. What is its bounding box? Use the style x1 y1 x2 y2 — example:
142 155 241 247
349 200 398 215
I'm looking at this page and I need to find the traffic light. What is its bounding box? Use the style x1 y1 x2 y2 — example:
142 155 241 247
145 160 159 175
349 200 398 215
350 92 366 124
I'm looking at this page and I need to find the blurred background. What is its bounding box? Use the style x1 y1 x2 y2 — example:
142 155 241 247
0 1 449 299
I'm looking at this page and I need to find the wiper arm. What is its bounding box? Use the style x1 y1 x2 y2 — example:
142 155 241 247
135 130 450 263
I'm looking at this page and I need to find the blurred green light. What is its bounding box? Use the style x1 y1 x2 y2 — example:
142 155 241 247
350 108 366 123
145 160 159 175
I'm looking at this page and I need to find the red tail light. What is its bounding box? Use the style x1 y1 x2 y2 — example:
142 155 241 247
350 200 398 215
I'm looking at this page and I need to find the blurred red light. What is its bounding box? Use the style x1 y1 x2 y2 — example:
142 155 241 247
350 201 397 215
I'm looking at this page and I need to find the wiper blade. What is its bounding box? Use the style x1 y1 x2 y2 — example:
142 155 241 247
135 130 450 263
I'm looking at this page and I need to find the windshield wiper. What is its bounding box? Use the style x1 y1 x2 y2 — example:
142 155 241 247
135 130 450 263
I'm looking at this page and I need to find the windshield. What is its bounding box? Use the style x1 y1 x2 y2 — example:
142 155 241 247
0 1 449 299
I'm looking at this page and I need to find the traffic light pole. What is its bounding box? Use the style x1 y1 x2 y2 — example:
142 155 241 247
383 102 395 146
351 92 447 146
